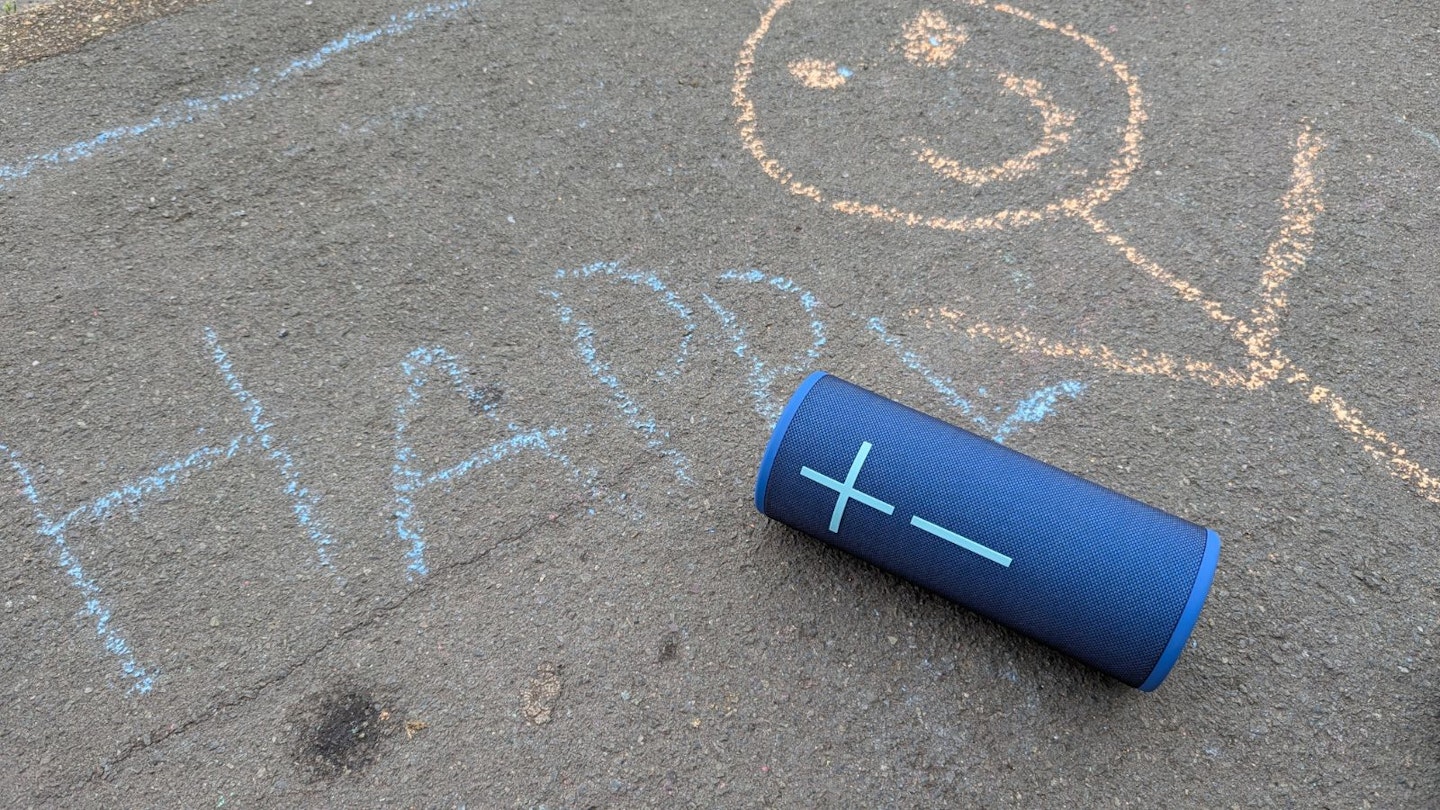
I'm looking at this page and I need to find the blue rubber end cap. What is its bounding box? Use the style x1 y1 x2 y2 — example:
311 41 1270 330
1139 527 1221 692
755 370 829 515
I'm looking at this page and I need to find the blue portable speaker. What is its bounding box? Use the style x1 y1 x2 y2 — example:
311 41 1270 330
754 371 1220 691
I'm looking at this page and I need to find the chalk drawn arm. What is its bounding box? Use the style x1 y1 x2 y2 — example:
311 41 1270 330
912 124 1440 504
1244 123 1325 382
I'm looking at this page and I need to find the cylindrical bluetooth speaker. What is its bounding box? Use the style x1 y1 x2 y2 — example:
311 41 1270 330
755 371 1220 691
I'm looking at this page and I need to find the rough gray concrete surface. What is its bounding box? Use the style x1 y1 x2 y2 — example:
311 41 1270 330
2 0 1439 806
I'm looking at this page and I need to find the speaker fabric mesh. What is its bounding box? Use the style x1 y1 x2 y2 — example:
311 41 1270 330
757 373 1214 689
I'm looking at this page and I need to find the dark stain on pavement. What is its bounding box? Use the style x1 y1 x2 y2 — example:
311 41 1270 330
293 685 397 779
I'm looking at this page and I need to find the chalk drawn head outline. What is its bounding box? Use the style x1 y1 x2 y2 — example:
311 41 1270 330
733 0 1146 232
733 2 1440 506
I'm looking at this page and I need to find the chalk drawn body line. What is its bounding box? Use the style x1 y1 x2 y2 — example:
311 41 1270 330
910 126 1440 503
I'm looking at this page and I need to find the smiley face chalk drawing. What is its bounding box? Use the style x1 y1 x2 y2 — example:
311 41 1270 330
736 1 1143 233
733 0 1440 505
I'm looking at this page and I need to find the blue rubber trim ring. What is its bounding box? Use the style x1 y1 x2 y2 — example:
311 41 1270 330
1139 527 1221 692
755 370 829 515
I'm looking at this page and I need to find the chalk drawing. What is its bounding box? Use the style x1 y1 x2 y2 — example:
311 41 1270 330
788 59 853 90
391 346 582 577
735 0 1142 232
734 1 1440 504
204 328 337 567
867 316 1084 443
3 274 1087 697
0 328 352 692
702 269 1082 439
547 262 696 483
1408 123 1440 153
0 0 472 192
900 9 970 67
2 443 158 694
896 9 1078 190
704 269 827 424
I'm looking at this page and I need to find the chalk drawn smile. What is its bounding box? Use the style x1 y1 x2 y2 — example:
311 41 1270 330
908 73 1076 189
787 9 1079 191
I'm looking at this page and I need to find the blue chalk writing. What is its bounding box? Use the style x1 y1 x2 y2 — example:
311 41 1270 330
0 262 1092 700
3 443 158 694
391 346 581 577
548 262 695 483
866 316 1085 443
54 435 254 530
554 262 696 376
0 0 473 192
204 328 337 567
993 381 1087 443
703 271 1077 442
0 327 350 693
867 316 980 420
708 269 828 425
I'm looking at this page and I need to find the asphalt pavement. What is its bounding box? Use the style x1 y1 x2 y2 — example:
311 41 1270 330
2 0 1439 805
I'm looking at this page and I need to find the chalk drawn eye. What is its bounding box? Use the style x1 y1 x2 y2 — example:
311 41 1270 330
902 9 968 67
788 58 854 90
